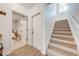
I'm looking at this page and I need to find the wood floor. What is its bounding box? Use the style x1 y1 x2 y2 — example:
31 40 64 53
7 44 43 56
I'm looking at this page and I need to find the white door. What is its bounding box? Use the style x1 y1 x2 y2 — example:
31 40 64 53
37 13 42 51
32 13 42 51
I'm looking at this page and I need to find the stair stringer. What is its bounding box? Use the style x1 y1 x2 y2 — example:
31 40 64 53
46 19 56 51
67 14 79 51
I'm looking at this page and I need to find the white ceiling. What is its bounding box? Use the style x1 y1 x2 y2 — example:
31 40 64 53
21 3 37 9
12 3 36 21
12 11 26 21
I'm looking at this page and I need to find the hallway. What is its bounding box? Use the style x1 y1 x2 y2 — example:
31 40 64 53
7 44 43 56
0 3 79 56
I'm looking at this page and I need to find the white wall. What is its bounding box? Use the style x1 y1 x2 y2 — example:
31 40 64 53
68 3 79 24
0 3 29 55
0 4 12 55
44 4 57 52
54 12 68 21
11 3 29 16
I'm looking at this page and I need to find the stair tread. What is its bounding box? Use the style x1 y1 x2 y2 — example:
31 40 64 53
53 31 72 36
54 29 70 30
52 34 73 38
49 43 79 55
47 20 77 56
55 24 69 26
53 28 70 30
55 24 69 25
47 48 63 56
50 38 75 45
54 27 70 29
53 31 72 33
55 26 69 27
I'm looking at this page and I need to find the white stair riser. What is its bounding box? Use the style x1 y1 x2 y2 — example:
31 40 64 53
50 39 76 49
48 44 77 56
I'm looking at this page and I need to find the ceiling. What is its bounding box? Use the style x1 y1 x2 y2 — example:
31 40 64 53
21 3 37 9
12 11 26 21
12 3 36 21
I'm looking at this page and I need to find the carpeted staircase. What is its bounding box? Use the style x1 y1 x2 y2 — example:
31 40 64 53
46 20 79 56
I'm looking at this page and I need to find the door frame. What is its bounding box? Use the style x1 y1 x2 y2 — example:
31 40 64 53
12 10 28 50
32 12 42 50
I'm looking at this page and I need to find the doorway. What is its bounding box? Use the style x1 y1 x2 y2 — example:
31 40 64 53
12 11 28 50
32 12 42 51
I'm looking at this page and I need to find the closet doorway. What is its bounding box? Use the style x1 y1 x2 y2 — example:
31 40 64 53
12 11 28 50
